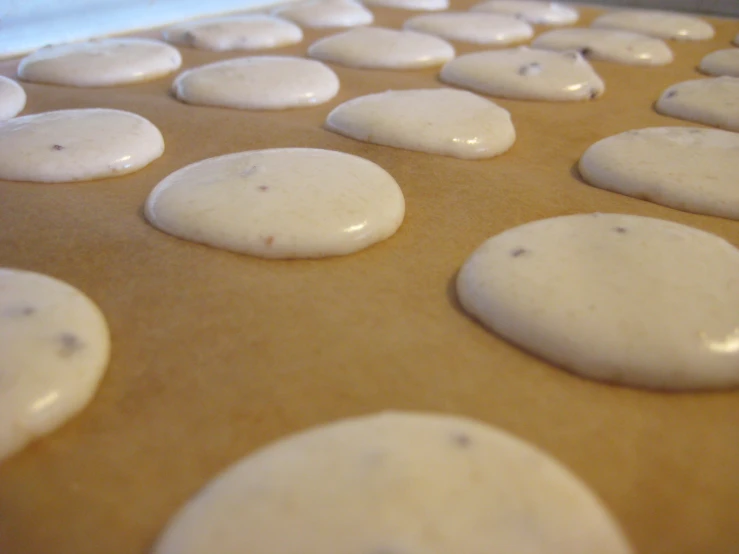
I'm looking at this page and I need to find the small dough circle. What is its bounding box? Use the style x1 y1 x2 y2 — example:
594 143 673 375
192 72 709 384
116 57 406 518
0 268 110 462
17 38 182 87
591 10 714 41
273 0 373 29
162 15 303 51
457 213 739 390
0 108 164 183
440 47 605 101
153 411 633 554
655 77 739 132
403 12 533 45
470 0 579 25
362 0 448 10
0 76 26 120
325 88 516 159
532 28 673 66
145 148 405 259
579 127 739 220
308 27 454 69
699 48 739 78
172 56 339 110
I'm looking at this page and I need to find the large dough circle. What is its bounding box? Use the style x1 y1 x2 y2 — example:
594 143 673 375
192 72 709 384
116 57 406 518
457 213 739 390
0 108 165 183
153 411 633 554
145 148 405 259
0 268 110 462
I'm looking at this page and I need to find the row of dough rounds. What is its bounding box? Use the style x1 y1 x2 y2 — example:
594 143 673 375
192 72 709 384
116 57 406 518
4 132 739 469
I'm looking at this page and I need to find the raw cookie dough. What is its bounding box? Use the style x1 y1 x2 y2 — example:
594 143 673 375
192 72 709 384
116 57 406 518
457 213 739 390
440 47 604 101
591 10 714 41
532 28 673 66
153 411 633 554
172 56 339 110
145 148 405 259
308 27 455 70
0 76 26 120
655 77 739 132
470 0 579 26
579 127 739 220
17 38 182 87
0 268 110 462
0 108 164 183
162 14 303 51
699 49 739 78
363 0 448 10
325 88 515 159
273 0 373 29
403 12 533 45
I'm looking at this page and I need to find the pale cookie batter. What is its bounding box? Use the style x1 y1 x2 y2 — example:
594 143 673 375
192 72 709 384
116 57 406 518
308 27 454 70
0 76 26 120
0 268 110 462
457 213 739 390
162 15 303 51
533 28 673 66
403 12 533 45
699 49 739 78
656 77 739 132
145 148 405 259
153 411 633 554
591 10 714 41
273 0 373 29
325 88 515 159
470 0 579 26
172 56 339 110
580 127 739 220
0 109 164 183
17 38 182 87
363 0 448 10
440 47 604 101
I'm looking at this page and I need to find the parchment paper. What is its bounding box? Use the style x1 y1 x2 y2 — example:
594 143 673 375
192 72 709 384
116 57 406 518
1 4 738 554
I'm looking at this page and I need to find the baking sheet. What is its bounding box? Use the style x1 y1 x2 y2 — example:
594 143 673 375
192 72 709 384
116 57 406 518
1 4 738 554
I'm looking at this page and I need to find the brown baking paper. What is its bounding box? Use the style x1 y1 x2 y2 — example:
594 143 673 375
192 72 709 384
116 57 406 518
1 4 738 553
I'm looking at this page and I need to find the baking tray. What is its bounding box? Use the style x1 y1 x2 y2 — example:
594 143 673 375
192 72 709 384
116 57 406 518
0 4 738 553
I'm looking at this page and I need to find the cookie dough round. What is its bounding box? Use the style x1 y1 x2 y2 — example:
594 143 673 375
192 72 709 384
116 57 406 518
17 38 182 87
457 213 739 390
591 10 714 41
656 77 739 132
162 15 303 51
308 27 454 69
699 49 739 78
363 0 448 10
0 76 26 120
0 268 110 462
0 108 164 183
153 411 633 554
440 47 604 101
532 28 673 66
273 0 373 29
172 56 339 110
470 0 579 25
403 12 533 45
145 148 405 259
325 88 515 159
580 127 739 220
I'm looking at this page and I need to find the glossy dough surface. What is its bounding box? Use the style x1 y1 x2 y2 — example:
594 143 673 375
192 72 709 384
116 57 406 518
325 88 516 159
457 213 739 390
145 148 405 259
0 269 110 462
153 411 633 554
